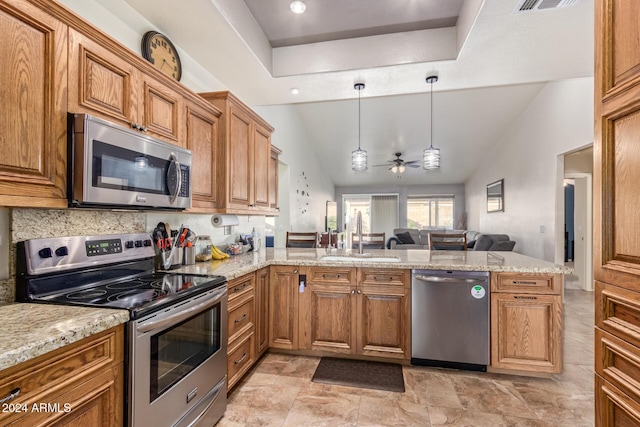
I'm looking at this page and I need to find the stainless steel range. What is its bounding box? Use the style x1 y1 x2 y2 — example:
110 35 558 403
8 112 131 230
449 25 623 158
16 233 228 427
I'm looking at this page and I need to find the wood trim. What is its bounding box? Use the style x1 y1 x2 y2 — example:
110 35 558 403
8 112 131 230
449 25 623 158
595 327 640 404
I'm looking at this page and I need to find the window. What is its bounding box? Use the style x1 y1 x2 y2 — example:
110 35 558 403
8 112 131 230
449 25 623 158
407 196 454 229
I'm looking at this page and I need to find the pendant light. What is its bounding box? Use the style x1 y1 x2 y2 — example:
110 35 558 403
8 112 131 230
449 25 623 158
423 75 440 170
351 83 368 171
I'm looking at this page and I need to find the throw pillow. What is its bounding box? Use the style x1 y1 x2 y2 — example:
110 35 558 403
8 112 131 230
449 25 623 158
467 240 476 249
396 232 415 244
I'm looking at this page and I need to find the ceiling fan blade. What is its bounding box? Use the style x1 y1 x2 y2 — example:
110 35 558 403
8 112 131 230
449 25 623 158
404 160 420 165
372 164 391 167
406 164 421 168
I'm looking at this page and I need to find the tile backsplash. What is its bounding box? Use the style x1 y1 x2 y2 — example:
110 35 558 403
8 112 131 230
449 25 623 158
0 208 265 304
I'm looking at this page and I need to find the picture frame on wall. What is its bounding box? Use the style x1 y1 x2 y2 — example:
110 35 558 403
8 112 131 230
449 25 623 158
487 179 504 213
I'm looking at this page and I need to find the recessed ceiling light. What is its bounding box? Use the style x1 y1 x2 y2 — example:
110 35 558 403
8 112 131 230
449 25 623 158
290 87 300 95
290 1 306 14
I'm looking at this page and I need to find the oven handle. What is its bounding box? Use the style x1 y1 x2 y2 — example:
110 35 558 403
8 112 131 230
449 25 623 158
136 287 226 334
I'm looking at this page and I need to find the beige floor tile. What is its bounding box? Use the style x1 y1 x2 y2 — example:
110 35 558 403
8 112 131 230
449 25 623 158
282 388 360 427
357 396 431 426
428 406 508 426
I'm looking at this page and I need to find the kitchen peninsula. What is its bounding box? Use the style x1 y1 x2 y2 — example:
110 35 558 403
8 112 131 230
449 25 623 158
0 248 571 423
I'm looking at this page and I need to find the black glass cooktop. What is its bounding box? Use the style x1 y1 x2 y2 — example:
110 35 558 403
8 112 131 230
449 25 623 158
21 264 226 319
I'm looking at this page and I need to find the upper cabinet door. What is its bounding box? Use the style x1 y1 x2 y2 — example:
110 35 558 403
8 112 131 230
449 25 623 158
68 28 136 126
253 122 271 209
139 75 182 144
187 100 220 210
0 0 68 207
228 105 253 208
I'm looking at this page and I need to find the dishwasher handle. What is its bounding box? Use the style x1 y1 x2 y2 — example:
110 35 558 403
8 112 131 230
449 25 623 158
413 274 487 285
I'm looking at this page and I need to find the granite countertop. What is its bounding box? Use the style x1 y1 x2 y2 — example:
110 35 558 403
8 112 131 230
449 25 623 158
0 304 129 371
173 248 573 278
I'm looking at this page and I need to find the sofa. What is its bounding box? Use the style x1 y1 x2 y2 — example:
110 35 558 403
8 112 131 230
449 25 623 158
387 228 516 251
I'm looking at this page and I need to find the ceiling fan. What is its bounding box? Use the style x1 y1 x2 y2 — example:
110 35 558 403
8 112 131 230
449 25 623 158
373 152 420 173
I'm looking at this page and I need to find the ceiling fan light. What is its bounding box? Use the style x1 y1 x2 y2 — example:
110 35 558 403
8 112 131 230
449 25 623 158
352 148 368 171
423 147 440 170
391 165 398 173
399 165 406 173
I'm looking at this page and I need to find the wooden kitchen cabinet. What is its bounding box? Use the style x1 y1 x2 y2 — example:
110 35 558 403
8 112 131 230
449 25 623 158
594 0 640 424
68 28 183 144
490 272 563 374
300 267 411 360
269 265 300 350
185 99 222 211
0 0 68 208
226 273 256 390
0 325 124 427
200 91 276 214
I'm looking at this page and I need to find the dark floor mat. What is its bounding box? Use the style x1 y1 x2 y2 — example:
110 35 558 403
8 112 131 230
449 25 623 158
311 357 405 393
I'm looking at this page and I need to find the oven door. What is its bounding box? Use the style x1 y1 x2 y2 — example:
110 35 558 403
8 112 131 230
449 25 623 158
129 286 227 427
71 113 191 209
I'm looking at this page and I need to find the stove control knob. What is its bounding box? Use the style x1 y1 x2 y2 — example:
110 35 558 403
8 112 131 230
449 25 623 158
55 246 69 257
143 239 152 247
38 247 53 258
135 240 143 248
125 241 134 249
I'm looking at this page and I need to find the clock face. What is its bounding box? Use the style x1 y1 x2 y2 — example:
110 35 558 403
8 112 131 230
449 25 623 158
141 31 182 81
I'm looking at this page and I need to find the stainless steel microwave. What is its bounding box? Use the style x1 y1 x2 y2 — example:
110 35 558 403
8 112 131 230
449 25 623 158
68 113 192 210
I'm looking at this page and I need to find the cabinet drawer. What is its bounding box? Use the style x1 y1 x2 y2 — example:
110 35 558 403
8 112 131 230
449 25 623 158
228 293 255 342
596 281 640 349
0 326 122 418
359 269 408 287
308 267 354 284
227 274 255 301
227 332 255 390
491 272 561 294
596 374 640 426
596 327 640 404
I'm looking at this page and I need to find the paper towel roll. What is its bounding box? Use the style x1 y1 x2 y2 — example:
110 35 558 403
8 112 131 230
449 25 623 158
211 214 240 227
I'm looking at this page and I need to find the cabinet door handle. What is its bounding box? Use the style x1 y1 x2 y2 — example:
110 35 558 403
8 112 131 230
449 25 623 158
351 290 355 294
374 276 393 281
233 283 248 292
0 388 20 404
514 295 538 300
234 353 248 365
293 270 298 274
234 313 247 323
357 290 362 294
140 125 148 132
322 274 341 279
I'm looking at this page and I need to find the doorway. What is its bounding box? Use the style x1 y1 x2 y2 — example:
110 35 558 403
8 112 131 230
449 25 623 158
562 147 593 292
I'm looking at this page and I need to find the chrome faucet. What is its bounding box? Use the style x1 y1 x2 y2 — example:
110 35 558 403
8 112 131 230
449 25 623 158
356 211 364 254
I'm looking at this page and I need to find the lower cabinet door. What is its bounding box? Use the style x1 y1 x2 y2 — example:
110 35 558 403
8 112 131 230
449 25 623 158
491 293 562 373
356 284 410 360
300 283 357 353
269 266 299 350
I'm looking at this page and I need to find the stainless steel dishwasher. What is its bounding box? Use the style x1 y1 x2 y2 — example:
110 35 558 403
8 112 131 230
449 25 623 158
411 269 490 371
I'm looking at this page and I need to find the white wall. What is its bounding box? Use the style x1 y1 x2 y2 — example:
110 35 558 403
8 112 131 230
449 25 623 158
465 77 594 261
253 105 336 233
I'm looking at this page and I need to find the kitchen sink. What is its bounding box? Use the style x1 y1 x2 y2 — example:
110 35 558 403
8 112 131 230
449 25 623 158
320 255 401 263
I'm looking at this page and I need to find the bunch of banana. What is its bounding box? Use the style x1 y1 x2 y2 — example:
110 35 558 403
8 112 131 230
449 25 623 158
211 245 230 260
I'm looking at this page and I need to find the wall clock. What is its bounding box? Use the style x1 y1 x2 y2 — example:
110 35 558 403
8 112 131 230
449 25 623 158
141 31 182 81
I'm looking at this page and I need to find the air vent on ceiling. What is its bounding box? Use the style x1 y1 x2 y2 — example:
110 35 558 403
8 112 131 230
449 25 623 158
515 0 581 12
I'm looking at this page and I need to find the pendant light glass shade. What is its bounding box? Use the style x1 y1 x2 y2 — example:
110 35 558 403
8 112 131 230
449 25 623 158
423 75 440 170
351 83 367 171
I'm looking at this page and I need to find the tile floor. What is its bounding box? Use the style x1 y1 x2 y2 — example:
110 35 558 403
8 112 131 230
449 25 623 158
218 289 594 426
